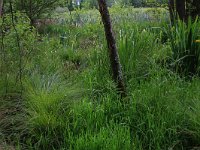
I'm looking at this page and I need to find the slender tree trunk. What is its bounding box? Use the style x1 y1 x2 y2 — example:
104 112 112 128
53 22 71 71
168 0 175 24
0 0 3 17
176 0 186 21
97 0 126 97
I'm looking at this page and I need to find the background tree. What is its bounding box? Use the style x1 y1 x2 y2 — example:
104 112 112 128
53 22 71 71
168 0 200 22
168 0 186 21
176 0 186 21
9 0 59 24
97 0 126 97
0 0 3 17
186 0 200 20
168 0 175 23
67 0 74 11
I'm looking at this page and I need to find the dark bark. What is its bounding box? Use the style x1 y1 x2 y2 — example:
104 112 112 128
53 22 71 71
176 0 186 21
168 0 175 24
97 0 126 97
0 0 3 17
187 0 200 20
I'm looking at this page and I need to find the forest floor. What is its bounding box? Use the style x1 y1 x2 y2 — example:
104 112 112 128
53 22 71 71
1 7 200 150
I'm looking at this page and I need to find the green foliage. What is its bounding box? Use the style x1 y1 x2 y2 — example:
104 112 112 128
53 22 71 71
118 24 157 81
0 12 37 94
113 0 168 8
186 0 200 19
4 0 59 21
73 124 130 150
1 7 200 150
65 0 168 10
166 18 200 77
81 0 99 9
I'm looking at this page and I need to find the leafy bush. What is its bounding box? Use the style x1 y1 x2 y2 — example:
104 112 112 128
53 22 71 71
3 0 59 23
0 12 37 91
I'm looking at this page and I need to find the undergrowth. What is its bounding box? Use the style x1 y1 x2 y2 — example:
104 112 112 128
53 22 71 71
1 7 200 150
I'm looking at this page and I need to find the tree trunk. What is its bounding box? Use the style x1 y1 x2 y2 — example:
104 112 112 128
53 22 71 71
97 0 126 97
176 0 186 21
0 0 3 17
168 0 175 24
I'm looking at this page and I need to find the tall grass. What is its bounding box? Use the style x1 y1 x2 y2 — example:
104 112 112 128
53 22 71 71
1 7 200 150
166 17 200 77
